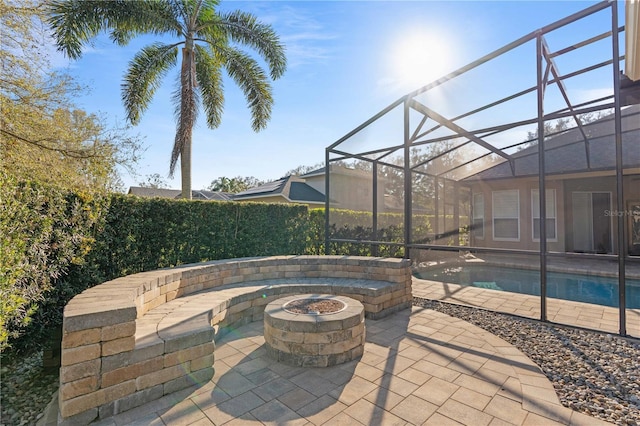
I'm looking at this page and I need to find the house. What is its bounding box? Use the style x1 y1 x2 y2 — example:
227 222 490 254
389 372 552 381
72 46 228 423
232 175 325 208
127 187 234 201
463 105 640 255
128 165 383 211
300 165 388 211
232 164 394 212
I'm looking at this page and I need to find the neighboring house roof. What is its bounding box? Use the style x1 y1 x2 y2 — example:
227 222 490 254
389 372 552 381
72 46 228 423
301 164 376 180
233 175 326 204
128 187 181 198
300 168 322 178
128 186 234 201
191 190 235 201
464 104 640 182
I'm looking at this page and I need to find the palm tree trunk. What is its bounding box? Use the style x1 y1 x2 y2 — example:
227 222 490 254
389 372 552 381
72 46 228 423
180 136 192 200
178 45 196 199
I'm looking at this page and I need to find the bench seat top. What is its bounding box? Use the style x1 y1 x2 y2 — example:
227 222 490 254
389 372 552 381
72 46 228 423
135 277 403 353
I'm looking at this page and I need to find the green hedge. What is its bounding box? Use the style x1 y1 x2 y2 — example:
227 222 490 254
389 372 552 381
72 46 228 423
307 208 433 257
1 182 309 353
79 195 309 281
0 173 105 352
4 180 456 352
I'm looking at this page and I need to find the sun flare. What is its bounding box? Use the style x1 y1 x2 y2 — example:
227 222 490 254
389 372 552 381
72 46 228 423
391 30 452 90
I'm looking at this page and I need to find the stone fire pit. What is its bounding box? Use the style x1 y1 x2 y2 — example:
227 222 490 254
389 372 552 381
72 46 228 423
263 294 365 367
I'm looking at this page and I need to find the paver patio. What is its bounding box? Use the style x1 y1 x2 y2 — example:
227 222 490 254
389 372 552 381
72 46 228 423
37 272 637 425
413 276 640 337
80 296 610 426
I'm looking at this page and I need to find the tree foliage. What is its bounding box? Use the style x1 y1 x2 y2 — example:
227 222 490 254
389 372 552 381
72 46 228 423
0 0 143 191
47 0 287 199
282 162 324 178
520 118 571 150
139 173 170 189
0 0 143 352
520 111 612 150
335 141 473 214
207 175 263 193
0 172 107 352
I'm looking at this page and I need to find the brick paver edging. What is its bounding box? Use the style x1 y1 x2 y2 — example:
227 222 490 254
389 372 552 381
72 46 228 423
58 255 411 425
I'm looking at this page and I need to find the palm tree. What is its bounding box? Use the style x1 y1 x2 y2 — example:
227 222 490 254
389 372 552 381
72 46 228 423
47 0 286 199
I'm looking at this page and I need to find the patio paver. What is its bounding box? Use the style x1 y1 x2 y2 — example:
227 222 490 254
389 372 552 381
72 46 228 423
413 276 640 337
86 293 612 426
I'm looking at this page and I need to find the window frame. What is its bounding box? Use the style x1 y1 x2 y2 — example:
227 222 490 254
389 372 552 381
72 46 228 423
492 190 520 241
472 192 485 239
531 188 558 242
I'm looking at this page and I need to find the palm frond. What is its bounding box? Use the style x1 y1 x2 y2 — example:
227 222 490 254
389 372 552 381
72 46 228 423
195 0 221 25
47 0 178 59
48 0 287 195
220 46 273 132
122 43 179 125
171 0 194 34
194 45 224 129
202 10 286 80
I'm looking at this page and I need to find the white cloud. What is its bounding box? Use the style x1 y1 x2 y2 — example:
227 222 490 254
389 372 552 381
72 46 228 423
244 4 338 68
572 87 614 105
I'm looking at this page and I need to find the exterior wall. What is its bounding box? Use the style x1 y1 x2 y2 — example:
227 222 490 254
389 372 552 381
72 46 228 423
469 178 565 252
306 171 385 212
563 174 640 255
303 174 325 194
234 166 384 212
330 173 374 211
626 174 640 255
468 173 640 255
241 195 287 204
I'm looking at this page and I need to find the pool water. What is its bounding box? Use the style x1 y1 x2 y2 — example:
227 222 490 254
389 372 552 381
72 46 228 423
416 265 640 308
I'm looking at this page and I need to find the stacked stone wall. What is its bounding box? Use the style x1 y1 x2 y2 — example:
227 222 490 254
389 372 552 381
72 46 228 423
59 255 411 424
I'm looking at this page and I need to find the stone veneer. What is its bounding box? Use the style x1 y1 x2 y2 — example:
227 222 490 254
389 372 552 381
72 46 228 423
264 295 365 367
59 255 412 424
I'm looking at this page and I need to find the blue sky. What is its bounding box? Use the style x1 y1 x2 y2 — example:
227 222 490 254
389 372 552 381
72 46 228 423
54 0 622 191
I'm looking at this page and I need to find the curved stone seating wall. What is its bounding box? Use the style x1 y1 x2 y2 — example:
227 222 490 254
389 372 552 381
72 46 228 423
59 255 412 424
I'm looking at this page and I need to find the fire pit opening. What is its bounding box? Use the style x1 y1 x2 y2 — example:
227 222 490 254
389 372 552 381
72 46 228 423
283 297 346 315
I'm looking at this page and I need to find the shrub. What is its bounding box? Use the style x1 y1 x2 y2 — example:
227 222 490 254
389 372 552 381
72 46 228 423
307 208 433 257
0 173 105 352
78 196 309 281
6 182 453 353
2 185 309 352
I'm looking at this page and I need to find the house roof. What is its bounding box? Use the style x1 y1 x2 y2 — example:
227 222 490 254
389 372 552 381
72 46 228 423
128 187 181 198
191 190 235 201
299 168 324 178
301 164 375 180
464 104 640 182
127 186 234 201
233 175 325 204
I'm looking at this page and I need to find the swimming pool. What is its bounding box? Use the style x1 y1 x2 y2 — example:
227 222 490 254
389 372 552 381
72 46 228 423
415 264 640 308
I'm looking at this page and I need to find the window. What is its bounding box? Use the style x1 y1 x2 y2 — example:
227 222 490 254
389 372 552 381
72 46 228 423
493 190 519 240
472 193 484 239
532 189 557 241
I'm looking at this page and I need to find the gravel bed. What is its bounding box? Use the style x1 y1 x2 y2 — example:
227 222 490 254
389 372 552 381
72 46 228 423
1 300 639 425
414 298 640 426
1 351 58 426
